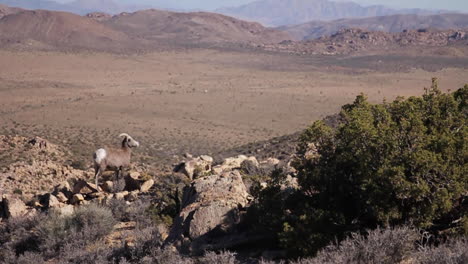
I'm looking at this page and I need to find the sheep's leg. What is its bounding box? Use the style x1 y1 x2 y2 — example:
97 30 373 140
94 167 101 189
113 167 123 193
117 167 122 180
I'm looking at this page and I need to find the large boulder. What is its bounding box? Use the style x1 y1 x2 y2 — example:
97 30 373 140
212 155 258 175
175 155 213 180
165 170 251 254
73 180 99 194
2 195 29 218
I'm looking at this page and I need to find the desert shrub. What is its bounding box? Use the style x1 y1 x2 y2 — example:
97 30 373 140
108 194 176 228
415 238 468 264
57 246 113 264
139 249 194 264
202 251 239 264
37 204 116 257
70 159 88 170
253 81 467 256
145 175 185 227
114 225 166 262
15 252 45 264
0 215 44 261
280 228 466 264
292 226 418 264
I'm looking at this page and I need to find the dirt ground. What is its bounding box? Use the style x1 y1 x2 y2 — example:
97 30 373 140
0 49 467 168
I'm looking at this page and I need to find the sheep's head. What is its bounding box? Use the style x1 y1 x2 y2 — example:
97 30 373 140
119 133 140 148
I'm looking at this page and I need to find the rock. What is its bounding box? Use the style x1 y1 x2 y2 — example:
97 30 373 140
140 179 154 193
88 191 105 199
175 155 213 180
115 191 129 200
240 157 260 175
27 136 49 149
124 175 140 191
71 194 85 204
285 160 297 175
129 171 140 179
56 192 68 203
281 175 299 191
87 182 100 191
52 204 74 216
262 158 280 166
305 143 320 160
200 155 214 163
33 201 43 208
73 180 98 194
165 170 250 254
211 165 224 175
101 181 114 193
213 155 258 175
103 194 114 205
54 181 72 194
222 155 249 169
3 195 29 218
46 194 61 208
125 191 139 202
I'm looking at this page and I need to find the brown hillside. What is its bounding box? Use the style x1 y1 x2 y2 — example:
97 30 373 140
0 7 289 52
104 9 290 45
0 9 132 51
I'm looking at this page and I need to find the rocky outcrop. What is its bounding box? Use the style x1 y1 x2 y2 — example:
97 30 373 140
1 195 30 218
165 170 251 254
262 28 468 56
0 135 93 196
212 155 258 175
174 155 214 180
0 175 155 220
0 134 157 221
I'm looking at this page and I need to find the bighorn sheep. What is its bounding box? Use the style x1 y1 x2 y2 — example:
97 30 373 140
93 133 140 188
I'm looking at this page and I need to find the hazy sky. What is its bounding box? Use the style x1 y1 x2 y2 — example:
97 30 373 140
350 0 467 12
56 0 468 12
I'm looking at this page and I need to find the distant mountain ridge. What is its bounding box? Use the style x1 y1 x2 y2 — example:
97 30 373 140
0 6 290 52
217 0 446 26
282 13 468 40
0 0 134 14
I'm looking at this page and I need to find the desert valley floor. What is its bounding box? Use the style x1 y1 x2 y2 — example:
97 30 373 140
1 49 467 168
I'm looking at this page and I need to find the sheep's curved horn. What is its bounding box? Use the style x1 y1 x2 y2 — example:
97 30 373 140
119 133 130 138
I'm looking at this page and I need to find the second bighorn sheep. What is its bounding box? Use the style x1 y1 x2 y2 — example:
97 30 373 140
93 133 140 188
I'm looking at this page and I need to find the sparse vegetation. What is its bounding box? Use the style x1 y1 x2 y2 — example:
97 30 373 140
0 12 467 262
37 204 116 258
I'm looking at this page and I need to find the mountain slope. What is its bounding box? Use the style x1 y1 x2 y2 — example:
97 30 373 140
0 7 289 52
282 13 468 40
263 28 468 56
217 0 442 26
0 9 132 51
103 9 290 45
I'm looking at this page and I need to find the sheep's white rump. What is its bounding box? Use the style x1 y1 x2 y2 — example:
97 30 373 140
94 149 107 164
